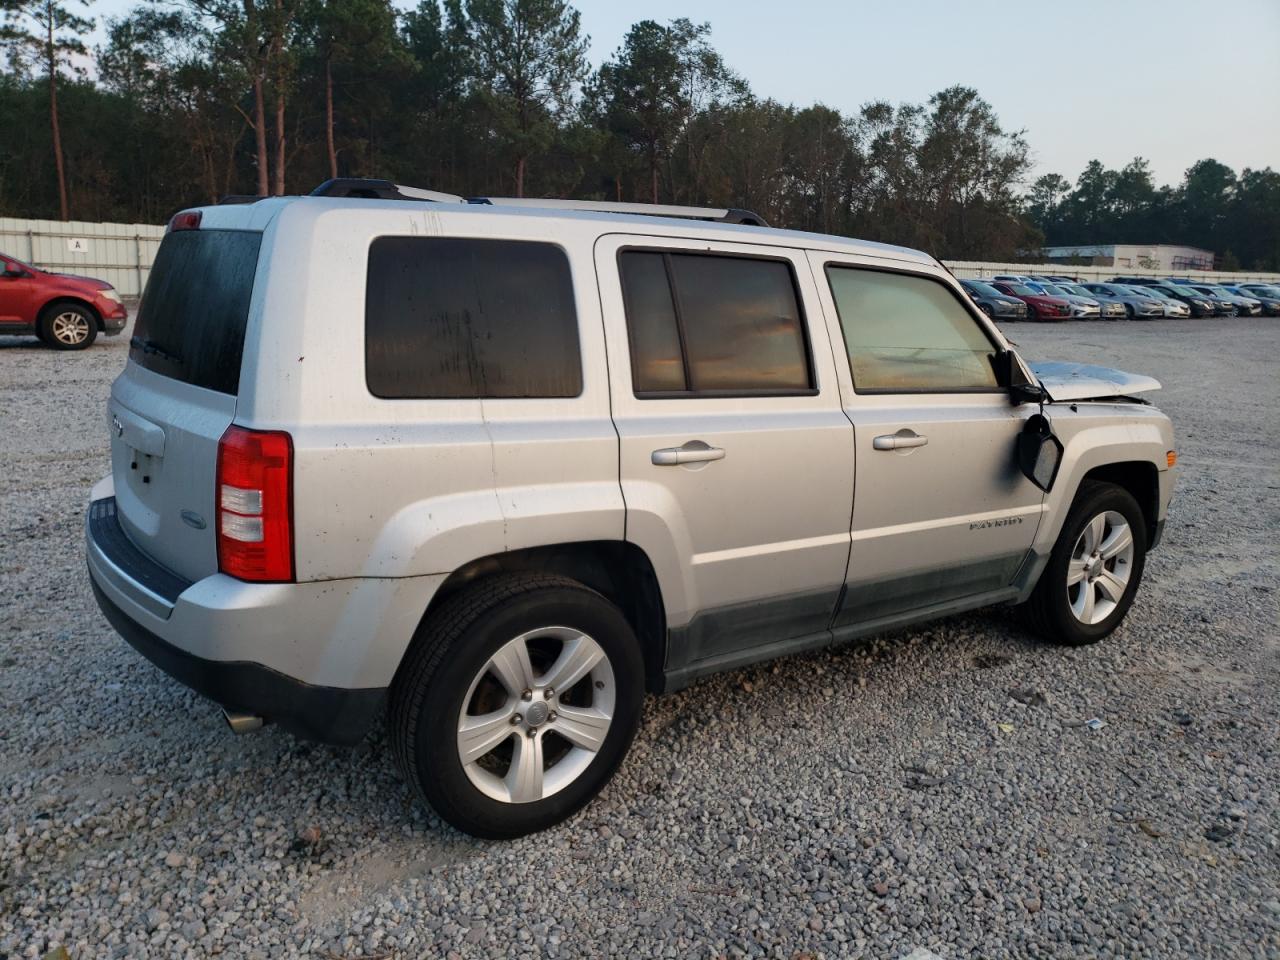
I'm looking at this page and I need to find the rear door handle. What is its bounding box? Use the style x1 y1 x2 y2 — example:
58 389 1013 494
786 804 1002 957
873 431 928 451
652 443 726 466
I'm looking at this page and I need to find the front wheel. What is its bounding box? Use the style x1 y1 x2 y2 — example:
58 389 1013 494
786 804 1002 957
1021 481 1148 646
39 303 97 350
390 574 644 838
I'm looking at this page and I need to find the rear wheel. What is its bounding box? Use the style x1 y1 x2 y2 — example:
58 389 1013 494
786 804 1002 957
1021 481 1148 647
39 302 97 350
390 574 644 838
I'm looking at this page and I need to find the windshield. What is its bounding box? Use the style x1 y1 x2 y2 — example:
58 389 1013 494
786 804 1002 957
1144 288 1174 300
1 253 33 271
1248 286 1280 297
1037 283 1069 296
1060 283 1091 297
964 281 1003 297
1002 283 1036 296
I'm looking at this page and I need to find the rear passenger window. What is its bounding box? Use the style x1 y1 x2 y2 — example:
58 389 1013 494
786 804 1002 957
366 237 581 399
825 266 1000 392
619 250 812 396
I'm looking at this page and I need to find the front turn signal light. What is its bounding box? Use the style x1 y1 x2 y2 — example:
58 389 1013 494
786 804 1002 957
1167 450 1177 468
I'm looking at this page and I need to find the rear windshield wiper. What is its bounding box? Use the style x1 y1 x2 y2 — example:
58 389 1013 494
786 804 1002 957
130 335 183 365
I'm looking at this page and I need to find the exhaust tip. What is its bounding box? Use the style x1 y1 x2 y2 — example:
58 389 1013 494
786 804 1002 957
223 709 265 735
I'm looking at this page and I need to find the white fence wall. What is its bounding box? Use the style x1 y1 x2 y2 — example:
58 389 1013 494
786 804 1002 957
0 217 165 298
5 216 1280 298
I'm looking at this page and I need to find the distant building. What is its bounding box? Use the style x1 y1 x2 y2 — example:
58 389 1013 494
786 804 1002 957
1040 243 1215 272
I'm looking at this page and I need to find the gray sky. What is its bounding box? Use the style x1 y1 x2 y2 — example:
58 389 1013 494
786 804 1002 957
81 0 1280 188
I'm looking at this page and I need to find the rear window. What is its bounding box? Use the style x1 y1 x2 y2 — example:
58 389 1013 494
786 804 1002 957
131 229 262 395
365 237 581 399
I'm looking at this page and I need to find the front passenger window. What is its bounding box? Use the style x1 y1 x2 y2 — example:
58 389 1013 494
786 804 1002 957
825 266 999 392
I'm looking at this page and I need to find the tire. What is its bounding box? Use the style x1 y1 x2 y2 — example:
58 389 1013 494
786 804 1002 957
1124 304 1135 320
39 302 97 350
1021 481 1148 647
1026 305 1039 322
389 573 644 839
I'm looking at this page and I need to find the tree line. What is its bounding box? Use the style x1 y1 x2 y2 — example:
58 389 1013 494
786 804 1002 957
1026 158 1280 271
1 0 1277 269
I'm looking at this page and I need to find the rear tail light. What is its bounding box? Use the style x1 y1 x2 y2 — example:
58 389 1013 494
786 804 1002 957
216 425 294 582
168 210 202 232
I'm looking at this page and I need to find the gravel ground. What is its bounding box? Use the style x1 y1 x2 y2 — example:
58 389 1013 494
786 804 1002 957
1 315 1277 960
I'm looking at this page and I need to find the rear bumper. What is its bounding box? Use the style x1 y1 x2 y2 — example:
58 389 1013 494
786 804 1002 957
85 489 439 744
90 576 384 745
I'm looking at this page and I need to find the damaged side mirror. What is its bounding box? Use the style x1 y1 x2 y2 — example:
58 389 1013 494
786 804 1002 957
1017 413 1063 492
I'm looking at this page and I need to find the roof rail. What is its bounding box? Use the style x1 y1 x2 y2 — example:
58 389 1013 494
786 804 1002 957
465 196 768 227
305 178 768 226
310 178 464 203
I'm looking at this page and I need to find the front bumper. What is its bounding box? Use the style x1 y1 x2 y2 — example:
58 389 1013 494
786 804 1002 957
86 494 404 745
96 298 129 331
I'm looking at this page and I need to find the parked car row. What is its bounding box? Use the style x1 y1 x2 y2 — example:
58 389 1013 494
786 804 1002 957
962 272 1280 321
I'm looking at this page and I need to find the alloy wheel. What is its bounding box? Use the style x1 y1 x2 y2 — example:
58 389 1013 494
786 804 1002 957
51 311 91 346
1066 511 1134 625
456 626 615 804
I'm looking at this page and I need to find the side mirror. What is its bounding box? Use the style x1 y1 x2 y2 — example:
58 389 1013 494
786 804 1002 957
1 267 23 278
994 349 1047 405
1017 413 1064 492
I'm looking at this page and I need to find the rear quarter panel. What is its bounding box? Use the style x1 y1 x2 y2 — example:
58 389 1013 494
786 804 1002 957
234 201 624 584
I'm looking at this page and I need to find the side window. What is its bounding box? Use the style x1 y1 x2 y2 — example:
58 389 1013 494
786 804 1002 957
825 266 1000 393
619 250 813 396
366 237 581 399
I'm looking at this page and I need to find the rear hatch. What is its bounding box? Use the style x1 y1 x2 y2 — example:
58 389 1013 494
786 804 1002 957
109 225 262 582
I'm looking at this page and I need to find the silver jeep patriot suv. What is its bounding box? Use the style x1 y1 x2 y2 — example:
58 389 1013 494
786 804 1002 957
87 179 1177 838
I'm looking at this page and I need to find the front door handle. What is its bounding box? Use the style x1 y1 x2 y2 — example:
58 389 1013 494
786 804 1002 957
873 431 928 451
652 442 726 466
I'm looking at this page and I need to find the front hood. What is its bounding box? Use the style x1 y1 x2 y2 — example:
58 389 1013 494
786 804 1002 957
52 272 111 290
1029 361 1162 402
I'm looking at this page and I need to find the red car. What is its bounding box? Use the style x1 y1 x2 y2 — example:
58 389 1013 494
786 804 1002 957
990 281 1072 322
0 252 128 349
